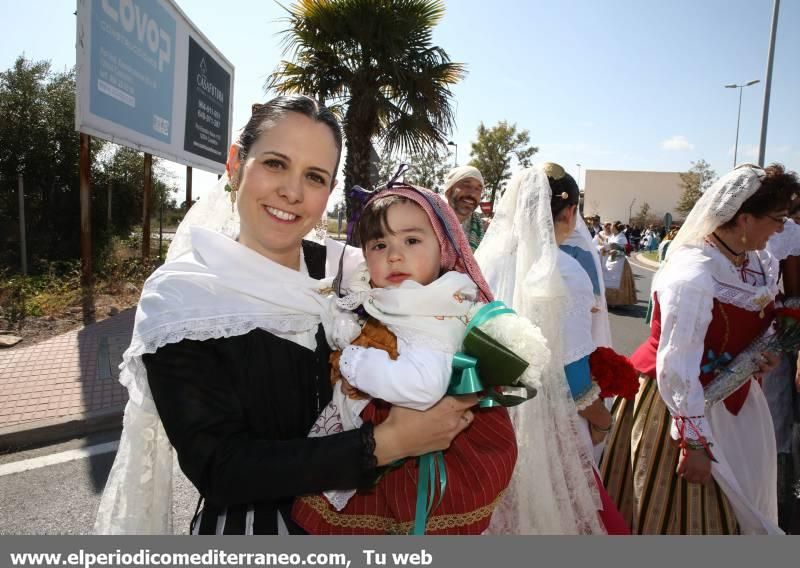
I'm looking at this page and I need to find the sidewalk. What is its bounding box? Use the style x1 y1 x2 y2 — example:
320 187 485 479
0 309 135 450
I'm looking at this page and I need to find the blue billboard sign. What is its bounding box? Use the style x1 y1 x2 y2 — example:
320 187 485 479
89 0 176 143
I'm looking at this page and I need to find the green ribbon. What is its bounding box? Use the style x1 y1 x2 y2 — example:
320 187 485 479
411 301 532 533
465 300 515 333
454 300 534 408
412 452 446 535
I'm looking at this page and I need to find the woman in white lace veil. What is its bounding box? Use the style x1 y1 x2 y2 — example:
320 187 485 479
601 163 798 534
94 95 478 535
476 165 605 534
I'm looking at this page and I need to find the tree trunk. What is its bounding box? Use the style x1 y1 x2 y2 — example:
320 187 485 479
343 113 375 222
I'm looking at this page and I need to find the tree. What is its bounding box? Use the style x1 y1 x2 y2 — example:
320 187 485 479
0 57 107 271
633 202 651 226
267 0 464 215
0 55 175 273
676 159 716 216
468 121 538 207
376 146 450 192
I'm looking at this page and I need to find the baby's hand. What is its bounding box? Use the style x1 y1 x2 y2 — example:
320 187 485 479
340 378 357 397
339 378 368 400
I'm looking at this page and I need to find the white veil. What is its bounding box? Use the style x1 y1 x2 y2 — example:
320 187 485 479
476 167 604 534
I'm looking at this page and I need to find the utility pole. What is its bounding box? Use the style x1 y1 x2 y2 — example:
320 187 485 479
758 0 781 167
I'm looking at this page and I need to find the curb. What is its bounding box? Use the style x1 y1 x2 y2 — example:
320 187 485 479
633 252 660 269
0 405 125 452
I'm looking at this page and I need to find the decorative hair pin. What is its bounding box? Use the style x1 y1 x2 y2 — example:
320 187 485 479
560 191 569 199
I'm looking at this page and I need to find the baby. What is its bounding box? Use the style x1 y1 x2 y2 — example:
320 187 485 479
292 184 522 534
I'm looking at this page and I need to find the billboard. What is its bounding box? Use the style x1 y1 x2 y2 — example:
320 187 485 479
76 0 234 173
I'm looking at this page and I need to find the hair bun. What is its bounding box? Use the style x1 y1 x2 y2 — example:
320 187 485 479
542 162 566 180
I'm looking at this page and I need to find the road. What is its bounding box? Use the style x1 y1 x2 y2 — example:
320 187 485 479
0 259 657 535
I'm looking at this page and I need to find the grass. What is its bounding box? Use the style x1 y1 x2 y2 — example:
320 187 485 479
641 250 660 263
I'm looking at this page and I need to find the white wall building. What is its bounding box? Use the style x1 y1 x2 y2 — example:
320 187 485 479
583 169 684 224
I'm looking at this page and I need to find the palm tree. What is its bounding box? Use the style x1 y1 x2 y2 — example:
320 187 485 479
267 0 465 215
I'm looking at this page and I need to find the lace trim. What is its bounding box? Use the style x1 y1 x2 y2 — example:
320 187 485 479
707 247 778 312
120 315 320 405
574 383 601 411
711 277 775 312
338 345 366 384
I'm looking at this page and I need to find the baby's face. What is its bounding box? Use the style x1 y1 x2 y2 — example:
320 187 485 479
364 201 441 288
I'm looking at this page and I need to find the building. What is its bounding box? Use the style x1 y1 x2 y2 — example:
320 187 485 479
583 169 684 225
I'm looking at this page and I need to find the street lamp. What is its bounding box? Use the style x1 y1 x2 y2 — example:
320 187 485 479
447 141 458 167
725 79 760 168
576 163 582 189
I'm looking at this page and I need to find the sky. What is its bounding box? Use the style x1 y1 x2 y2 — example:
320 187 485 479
1 0 797 208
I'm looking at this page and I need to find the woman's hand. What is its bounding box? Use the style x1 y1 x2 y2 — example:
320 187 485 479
589 423 609 445
676 448 712 484
753 351 781 381
372 395 479 466
579 397 612 445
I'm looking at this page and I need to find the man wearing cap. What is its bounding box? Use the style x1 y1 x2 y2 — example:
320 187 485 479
444 165 487 250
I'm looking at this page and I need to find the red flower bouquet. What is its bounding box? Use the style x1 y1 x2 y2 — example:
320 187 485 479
589 347 640 400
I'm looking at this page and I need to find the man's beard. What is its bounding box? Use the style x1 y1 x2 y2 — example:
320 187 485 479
454 198 477 215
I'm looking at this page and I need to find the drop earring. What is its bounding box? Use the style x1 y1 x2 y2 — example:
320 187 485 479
225 171 239 212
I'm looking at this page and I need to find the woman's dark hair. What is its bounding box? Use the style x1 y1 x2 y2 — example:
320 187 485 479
549 171 580 220
357 194 414 248
236 95 343 188
720 163 800 229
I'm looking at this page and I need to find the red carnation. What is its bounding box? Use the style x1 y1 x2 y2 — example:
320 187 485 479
589 347 640 400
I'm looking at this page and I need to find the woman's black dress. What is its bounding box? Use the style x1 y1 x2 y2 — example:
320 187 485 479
143 241 378 534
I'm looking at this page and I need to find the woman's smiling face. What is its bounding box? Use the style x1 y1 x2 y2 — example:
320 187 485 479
230 112 338 265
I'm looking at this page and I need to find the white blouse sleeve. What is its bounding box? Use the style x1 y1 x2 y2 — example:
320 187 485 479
655 281 715 443
338 344 451 411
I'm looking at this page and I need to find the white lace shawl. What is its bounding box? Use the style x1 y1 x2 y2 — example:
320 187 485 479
94 226 363 534
476 167 604 535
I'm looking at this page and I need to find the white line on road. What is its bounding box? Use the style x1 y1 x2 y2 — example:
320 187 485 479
0 440 119 477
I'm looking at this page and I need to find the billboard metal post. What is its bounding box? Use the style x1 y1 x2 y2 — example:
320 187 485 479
80 133 92 287
186 165 192 210
142 153 152 259
17 174 27 276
